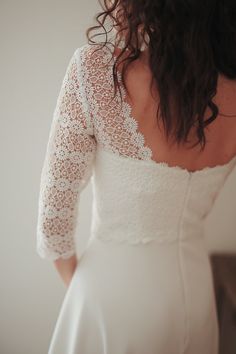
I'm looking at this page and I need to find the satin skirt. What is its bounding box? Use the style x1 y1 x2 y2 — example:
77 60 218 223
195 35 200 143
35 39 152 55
48 235 219 354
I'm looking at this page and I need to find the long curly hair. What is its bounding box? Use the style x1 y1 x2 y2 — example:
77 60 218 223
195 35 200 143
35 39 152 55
86 0 236 150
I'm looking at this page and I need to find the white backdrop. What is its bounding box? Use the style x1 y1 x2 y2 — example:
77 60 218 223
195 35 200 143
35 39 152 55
1 1 236 353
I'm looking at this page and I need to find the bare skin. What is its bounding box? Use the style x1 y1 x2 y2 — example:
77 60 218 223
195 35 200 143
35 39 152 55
54 254 78 288
114 46 236 171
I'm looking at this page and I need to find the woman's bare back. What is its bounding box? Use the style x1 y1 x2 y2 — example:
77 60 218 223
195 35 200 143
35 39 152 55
114 47 236 172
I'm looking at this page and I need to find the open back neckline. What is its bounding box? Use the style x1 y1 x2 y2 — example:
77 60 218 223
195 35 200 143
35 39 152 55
109 49 236 176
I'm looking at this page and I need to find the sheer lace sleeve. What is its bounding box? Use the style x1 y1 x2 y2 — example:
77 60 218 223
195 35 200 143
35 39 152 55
36 46 97 261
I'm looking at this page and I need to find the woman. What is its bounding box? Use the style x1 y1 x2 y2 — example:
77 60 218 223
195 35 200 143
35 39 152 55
36 1 236 353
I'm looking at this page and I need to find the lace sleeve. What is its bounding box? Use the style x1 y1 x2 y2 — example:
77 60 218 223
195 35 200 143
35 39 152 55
36 46 97 261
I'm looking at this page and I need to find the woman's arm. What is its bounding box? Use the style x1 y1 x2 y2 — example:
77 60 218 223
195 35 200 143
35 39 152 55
36 46 96 283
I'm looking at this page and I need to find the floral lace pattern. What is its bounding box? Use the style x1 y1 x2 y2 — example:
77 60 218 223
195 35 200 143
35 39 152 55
36 46 97 260
80 44 236 173
81 43 153 161
36 43 236 260
36 43 155 260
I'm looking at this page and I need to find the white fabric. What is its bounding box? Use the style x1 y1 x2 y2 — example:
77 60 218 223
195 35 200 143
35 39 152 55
36 43 236 354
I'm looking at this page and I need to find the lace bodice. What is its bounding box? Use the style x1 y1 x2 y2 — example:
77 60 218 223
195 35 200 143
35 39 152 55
36 43 236 261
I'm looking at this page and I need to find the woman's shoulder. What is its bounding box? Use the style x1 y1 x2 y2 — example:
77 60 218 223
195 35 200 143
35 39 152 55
74 42 113 67
214 74 236 119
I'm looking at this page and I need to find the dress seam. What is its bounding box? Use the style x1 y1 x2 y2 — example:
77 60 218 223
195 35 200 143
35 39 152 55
177 175 192 354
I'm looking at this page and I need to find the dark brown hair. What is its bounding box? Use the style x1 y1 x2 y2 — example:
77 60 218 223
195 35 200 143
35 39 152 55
86 0 236 150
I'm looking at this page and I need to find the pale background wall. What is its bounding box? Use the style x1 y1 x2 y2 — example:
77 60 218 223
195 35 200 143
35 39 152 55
0 1 235 353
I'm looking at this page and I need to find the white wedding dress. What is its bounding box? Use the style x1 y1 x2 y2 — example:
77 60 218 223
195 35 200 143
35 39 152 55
36 42 236 354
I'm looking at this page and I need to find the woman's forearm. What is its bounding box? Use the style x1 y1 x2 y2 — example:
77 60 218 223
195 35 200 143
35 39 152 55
53 254 78 287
